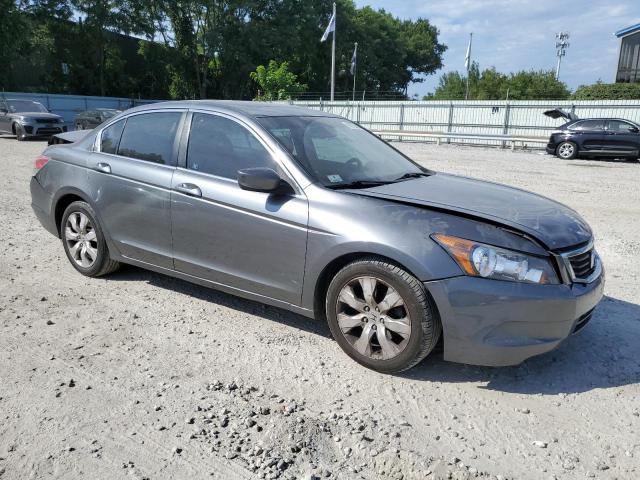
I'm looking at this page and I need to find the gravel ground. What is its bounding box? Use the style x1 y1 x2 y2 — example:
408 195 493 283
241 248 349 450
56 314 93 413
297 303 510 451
0 136 639 480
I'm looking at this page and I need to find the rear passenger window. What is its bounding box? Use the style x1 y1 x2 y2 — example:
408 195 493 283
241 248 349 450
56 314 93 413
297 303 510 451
570 120 604 131
187 113 276 179
117 112 182 165
100 119 125 154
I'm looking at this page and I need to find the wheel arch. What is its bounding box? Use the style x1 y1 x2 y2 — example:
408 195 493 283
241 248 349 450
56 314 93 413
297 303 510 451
311 251 433 322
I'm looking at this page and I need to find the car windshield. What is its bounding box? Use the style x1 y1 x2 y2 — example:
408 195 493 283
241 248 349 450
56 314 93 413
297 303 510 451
257 116 428 188
7 100 48 113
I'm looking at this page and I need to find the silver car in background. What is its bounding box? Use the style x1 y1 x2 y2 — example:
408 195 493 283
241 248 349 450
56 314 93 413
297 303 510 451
30 101 604 373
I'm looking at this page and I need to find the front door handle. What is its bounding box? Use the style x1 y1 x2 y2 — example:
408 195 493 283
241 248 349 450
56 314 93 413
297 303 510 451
174 183 202 197
95 162 111 174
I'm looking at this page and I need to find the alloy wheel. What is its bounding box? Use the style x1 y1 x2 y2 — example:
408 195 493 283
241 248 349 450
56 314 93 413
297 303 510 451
558 143 575 159
336 276 411 360
65 212 98 268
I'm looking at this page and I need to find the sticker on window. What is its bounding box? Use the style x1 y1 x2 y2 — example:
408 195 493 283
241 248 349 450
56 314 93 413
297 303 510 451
327 174 343 183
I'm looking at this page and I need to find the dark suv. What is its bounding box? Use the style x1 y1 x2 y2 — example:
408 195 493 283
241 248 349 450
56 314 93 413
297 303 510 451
75 108 121 130
546 118 640 160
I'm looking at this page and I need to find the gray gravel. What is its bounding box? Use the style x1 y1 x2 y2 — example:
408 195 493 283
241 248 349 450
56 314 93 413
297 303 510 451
0 136 639 480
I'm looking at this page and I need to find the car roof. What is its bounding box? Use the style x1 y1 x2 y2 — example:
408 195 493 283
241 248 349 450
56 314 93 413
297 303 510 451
127 100 338 120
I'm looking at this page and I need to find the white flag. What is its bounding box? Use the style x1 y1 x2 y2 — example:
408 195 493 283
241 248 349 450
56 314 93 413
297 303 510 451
350 43 357 75
464 34 472 70
321 11 336 42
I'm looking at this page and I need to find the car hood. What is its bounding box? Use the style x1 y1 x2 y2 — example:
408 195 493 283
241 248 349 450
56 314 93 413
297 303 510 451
11 112 62 120
349 173 592 250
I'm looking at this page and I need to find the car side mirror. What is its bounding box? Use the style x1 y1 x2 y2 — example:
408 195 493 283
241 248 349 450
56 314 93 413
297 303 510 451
629 126 639 133
237 167 289 194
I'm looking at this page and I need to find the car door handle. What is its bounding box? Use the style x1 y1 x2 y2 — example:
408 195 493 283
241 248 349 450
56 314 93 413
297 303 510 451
174 183 202 197
95 162 111 174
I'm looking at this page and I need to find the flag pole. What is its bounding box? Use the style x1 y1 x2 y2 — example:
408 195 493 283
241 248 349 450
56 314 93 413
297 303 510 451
331 2 336 101
352 42 358 102
465 32 472 101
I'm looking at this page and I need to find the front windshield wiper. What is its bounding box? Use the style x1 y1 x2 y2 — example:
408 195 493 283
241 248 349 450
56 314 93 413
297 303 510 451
393 171 433 182
326 180 395 190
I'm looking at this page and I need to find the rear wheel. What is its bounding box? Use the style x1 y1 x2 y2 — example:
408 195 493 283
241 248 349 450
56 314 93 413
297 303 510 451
556 141 578 159
325 257 441 373
61 201 120 277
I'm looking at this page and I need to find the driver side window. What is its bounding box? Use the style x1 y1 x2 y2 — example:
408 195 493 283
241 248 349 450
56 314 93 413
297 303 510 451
186 113 277 179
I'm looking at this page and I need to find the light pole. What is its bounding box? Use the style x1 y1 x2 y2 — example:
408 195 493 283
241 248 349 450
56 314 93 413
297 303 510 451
555 32 570 80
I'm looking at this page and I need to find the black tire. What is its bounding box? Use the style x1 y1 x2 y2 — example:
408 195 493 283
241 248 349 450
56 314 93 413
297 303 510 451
60 201 120 277
325 257 441 373
14 124 26 141
556 141 578 160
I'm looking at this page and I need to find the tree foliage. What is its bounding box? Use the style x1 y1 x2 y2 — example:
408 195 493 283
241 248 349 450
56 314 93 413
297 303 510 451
572 82 640 100
1 0 446 100
250 61 307 100
427 63 571 101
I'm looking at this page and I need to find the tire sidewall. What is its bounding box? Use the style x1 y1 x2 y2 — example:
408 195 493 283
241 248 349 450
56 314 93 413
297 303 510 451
325 261 434 373
15 124 25 141
556 141 577 159
60 201 109 277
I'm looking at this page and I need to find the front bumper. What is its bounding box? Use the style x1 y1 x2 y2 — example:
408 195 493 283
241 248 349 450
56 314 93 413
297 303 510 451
21 122 66 137
545 142 557 155
427 270 605 367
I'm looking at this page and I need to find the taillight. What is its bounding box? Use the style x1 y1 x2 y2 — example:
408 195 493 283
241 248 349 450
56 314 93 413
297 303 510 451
35 155 50 171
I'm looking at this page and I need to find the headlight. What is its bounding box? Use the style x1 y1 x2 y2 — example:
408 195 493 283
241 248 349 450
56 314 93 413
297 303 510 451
433 234 559 285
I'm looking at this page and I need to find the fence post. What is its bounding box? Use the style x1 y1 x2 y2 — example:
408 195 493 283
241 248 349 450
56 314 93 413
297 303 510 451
356 101 361 124
320 98 324 112
446 102 454 144
502 103 511 149
399 103 405 142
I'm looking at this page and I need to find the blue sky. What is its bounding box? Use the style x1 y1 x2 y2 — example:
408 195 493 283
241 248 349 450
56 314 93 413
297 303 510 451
354 0 640 97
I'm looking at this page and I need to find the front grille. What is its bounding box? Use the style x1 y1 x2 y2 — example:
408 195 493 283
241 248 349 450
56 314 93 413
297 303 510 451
36 118 57 124
568 249 595 279
35 127 63 135
572 308 594 334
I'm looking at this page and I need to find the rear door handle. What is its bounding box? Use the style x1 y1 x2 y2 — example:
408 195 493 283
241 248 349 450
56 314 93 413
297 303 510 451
95 162 111 174
174 183 202 197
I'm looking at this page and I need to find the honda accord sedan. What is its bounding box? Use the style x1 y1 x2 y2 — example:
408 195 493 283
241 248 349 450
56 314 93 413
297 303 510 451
30 101 604 373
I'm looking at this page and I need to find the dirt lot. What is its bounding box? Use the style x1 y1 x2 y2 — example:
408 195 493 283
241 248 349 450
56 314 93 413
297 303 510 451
0 137 639 480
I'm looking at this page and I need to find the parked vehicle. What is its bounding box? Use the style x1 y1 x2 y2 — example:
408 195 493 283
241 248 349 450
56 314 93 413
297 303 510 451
30 101 604 373
0 98 66 141
546 115 640 161
75 108 121 130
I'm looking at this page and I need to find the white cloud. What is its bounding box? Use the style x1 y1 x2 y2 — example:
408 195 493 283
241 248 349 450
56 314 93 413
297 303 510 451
354 0 640 96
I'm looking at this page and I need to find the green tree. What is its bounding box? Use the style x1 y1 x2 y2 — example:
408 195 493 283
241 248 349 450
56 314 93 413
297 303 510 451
428 64 570 101
572 81 640 100
250 60 307 100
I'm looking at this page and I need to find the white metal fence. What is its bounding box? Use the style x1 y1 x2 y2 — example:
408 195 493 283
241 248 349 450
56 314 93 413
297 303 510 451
289 99 640 148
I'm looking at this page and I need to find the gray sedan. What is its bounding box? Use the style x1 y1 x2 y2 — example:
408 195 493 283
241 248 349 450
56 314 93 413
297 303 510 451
30 101 604 372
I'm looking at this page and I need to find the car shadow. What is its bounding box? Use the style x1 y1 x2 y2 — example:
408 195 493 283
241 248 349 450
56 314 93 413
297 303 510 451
107 266 639 395
405 295 640 394
107 265 332 339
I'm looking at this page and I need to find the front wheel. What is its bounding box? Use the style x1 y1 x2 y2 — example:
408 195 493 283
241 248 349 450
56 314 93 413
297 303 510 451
325 258 441 373
61 201 120 277
15 124 26 141
556 141 578 160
